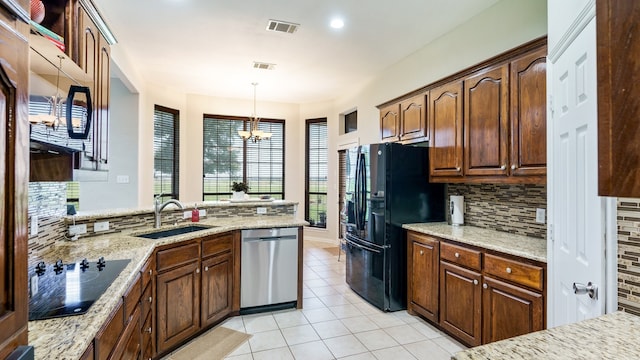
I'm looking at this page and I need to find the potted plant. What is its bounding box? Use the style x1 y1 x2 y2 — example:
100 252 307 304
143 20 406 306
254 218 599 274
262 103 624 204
231 181 249 200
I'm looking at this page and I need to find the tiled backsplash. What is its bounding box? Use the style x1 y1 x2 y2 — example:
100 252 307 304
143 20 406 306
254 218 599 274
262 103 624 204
618 198 640 316
28 182 68 259
447 184 547 239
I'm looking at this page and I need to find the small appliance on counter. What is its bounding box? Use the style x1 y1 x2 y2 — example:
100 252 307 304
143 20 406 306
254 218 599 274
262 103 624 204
450 195 464 226
28 258 130 321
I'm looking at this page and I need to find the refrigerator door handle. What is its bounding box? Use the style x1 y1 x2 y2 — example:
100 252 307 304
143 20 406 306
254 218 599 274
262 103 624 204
360 153 367 228
354 153 361 230
346 238 382 254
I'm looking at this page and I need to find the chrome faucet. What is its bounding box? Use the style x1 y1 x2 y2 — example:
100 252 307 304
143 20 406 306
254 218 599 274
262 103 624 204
154 195 184 228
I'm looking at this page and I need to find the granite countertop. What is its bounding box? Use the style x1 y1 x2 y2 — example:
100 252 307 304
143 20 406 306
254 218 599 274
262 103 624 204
28 215 308 360
403 222 546 263
453 311 640 360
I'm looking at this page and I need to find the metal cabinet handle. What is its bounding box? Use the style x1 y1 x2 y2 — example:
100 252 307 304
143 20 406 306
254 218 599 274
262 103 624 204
473 279 478 285
506 267 512 274
456 167 461 172
205 266 209 272
511 164 517 170
196 268 200 274
483 283 488 289
573 282 598 299
419 250 424 255
148 296 152 303
146 327 152 333
454 252 460 258
500 165 506 170
148 269 152 275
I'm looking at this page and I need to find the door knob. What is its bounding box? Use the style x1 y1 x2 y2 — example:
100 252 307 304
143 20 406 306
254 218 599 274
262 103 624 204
473 279 478 285
500 165 506 170
454 252 460 258
573 282 598 300
511 164 517 170
419 250 424 255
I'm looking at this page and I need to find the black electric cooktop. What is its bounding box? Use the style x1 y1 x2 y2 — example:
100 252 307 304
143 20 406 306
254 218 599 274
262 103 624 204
28 258 130 321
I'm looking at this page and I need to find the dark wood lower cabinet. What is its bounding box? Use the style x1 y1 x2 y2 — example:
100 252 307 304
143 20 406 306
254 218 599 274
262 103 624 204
111 306 141 360
482 276 544 344
439 261 482 347
407 234 439 323
201 252 233 327
156 260 201 353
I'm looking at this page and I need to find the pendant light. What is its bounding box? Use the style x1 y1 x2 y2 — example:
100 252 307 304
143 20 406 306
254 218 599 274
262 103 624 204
238 82 272 142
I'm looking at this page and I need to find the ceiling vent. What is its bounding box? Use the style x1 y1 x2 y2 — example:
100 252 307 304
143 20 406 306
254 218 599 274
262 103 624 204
266 19 299 34
253 62 276 70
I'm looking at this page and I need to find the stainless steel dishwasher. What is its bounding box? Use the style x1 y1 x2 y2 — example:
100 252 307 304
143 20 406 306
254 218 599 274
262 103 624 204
241 227 298 312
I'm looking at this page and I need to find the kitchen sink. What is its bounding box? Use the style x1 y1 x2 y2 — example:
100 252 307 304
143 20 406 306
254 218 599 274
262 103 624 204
136 225 215 239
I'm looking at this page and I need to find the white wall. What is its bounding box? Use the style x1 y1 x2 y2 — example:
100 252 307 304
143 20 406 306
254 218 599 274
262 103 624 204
79 77 140 210
94 0 546 241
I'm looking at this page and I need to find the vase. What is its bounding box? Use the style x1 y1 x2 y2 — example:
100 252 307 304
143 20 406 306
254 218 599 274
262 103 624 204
232 191 245 200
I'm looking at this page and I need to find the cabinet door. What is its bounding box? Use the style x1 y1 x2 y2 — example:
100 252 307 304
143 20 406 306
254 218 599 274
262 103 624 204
464 65 509 177
111 306 142 360
429 81 464 178
482 276 544 344
97 34 110 170
0 14 29 359
408 236 439 323
439 261 482 347
156 261 200 354
400 94 428 142
379 103 399 142
79 8 99 167
201 253 233 327
510 47 547 178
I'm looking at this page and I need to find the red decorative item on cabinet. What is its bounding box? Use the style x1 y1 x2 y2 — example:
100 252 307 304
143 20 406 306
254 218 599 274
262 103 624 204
30 0 46 23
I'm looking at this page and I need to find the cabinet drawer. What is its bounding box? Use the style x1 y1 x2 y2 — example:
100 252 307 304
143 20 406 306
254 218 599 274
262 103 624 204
141 311 152 354
123 274 141 323
141 282 153 321
140 255 155 290
202 233 233 258
440 242 482 271
157 242 200 272
94 300 124 360
483 254 544 291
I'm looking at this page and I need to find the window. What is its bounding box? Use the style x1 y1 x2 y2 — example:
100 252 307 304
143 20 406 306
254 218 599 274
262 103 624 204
203 115 285 200
153 105 179 202
306 118 328 228
344 110 357 133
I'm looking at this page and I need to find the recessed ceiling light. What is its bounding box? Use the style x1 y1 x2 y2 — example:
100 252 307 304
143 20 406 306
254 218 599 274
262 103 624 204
330 18 344 29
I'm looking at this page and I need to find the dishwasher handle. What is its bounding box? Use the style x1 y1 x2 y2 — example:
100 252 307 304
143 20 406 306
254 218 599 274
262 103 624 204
243 235 298 243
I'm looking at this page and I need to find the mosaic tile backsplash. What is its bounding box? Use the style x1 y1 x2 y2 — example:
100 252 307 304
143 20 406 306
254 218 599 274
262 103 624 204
447 184 547 239
28 182 68 259
618 198 640 316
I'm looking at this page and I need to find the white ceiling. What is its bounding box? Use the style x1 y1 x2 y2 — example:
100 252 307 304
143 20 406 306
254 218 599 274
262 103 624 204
94 0 499 103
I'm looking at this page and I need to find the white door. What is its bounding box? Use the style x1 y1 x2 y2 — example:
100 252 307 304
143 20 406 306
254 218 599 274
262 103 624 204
547 18 605 327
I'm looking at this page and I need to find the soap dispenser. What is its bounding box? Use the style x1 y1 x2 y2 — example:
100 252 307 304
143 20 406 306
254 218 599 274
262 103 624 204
191 205 200 222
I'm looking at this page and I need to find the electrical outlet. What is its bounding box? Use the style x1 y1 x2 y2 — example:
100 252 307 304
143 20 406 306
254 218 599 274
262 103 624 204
536 208 546 224
257 207 267 215
30 275 39 296
94 221 110 232
183 211 191 219
116 175 130 183
199 209 206 217
30 215 38 236
69 224 87 236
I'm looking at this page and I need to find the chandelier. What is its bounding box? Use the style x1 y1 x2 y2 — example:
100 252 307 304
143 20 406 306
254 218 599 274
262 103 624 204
238 82 272 142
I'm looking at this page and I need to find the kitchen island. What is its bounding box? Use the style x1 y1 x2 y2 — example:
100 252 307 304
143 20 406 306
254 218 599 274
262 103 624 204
453 311 640 360
28 214 307 360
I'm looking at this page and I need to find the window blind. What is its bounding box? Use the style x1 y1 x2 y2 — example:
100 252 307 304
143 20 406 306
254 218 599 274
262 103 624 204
153 105 179 202
306 119 328 228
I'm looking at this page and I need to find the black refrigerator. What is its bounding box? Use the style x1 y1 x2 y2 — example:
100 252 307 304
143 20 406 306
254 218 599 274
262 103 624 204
344 142 444 311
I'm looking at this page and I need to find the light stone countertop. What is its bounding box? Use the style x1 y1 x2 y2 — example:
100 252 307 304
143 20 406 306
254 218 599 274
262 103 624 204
28 215 308 360
453 311 640 360
402 222 546 263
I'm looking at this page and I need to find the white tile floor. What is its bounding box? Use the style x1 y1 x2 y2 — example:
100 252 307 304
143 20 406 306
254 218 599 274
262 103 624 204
216 240 466 360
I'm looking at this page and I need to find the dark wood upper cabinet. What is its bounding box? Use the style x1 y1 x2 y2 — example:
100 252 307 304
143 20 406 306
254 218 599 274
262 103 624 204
429 81 464 178
597 0 640 196
464 64 510 177
399 93 428 142
380 103 400 142
510 47 547 178
0 7 29 359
